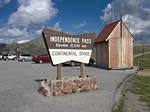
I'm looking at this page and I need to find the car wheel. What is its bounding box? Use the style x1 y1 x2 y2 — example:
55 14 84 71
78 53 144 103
39 60 43 64
22 58 25 61
71 62 75 66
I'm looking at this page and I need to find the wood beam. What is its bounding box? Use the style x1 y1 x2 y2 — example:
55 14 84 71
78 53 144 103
56 64 61 80
79 63 85 78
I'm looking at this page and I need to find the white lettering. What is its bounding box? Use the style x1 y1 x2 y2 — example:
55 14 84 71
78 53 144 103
82 38 91 44
79 51 90 56
50 36 80 43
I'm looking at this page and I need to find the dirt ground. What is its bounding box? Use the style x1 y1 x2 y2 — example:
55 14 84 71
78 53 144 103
137 69 150 76
124 91 149 112
122 75 150 112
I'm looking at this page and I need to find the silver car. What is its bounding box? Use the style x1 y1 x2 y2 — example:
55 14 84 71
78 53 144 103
18 54 33 61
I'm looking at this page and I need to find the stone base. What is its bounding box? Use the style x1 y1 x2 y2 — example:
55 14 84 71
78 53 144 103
51 77 97 96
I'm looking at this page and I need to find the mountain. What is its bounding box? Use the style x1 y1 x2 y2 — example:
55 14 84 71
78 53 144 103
13 37 47 55
26 37 45 48
0 43 7 49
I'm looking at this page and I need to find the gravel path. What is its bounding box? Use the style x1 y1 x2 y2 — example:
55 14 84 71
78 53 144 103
0 61 136 112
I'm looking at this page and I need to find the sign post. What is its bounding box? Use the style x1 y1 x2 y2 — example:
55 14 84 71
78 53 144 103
80 63 84 78
56 64 61 80
41 29 97 96
42 28 95 80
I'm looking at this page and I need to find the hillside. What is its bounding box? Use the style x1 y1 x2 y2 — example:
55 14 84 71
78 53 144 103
134 45 150 55
0 43 8 54
7 37 47 56
6 38 150 57
0 43 7 48
134 45 150 69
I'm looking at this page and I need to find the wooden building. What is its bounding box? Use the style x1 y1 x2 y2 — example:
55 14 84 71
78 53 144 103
95 19 134 69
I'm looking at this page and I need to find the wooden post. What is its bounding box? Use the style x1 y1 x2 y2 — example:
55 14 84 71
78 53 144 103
56 64 61 80
79 63 85 78
141 44 145 70
120 17 122 38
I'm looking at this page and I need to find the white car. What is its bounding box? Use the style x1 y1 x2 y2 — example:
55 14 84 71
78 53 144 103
2 54 8 60
18 54 33 61
7 54 17 60
0 54 2 60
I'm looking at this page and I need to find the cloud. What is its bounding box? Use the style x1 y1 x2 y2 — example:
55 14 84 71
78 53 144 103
17 39 31 44
8 0 58 28
0 27 25 37
0 27 37 43
35 21 62 35
36 29 43 35
53 22 62 31
0 0 59 43
101 0 150 43
100 3 112 23
0 0 11 7
73 21 87 28
123 14 150 35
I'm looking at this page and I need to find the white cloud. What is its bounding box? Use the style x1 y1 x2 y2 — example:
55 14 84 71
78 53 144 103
17 39 30 44
0 0 11 7
0 27 25 37
0 27 36 43
123 14 150 35
84 30 88 33
101 0 150 43
8 0 58 28
36 29 43 35
73 21 87 28
100 3 112 23
0 38 16 43
0 0 59 43
53 22 62 31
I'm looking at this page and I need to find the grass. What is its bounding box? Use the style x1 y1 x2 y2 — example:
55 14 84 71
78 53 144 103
134 53 150 69
129 76 150 108
113 92 126 112
134 45 150 55
113 76 150 112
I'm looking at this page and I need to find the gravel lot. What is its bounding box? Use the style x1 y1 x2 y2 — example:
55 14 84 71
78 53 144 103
0 61 136 112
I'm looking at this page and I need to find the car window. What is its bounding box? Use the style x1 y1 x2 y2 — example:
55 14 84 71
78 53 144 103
21 54 32 56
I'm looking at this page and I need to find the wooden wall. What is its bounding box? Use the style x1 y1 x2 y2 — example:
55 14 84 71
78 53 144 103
96 21 133 69
96 43 108 67
108 22 133 68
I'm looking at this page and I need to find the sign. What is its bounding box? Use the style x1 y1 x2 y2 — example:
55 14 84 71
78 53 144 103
42 28 95 65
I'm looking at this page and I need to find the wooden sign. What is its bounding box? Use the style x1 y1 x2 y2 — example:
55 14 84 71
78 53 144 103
42 28 95 65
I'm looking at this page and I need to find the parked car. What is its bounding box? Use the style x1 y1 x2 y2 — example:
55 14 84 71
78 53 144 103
2 54 8 60
86 58 96 66
0 54 2 60
62 58 96 67
32 55 51 63
7 54 17 60
62 61 80 66
18 54 33 61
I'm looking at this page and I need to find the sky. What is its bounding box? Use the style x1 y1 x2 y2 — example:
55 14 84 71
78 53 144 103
0 0 149 44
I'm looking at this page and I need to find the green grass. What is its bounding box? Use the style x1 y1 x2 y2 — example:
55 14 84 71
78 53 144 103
134 45 150 55
113 93 126 112
134 53 150 69
129 76 150 107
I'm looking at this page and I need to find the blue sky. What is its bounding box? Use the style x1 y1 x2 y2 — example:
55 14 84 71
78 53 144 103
0 0 112 43
0 0 149 44
53 0 111 33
